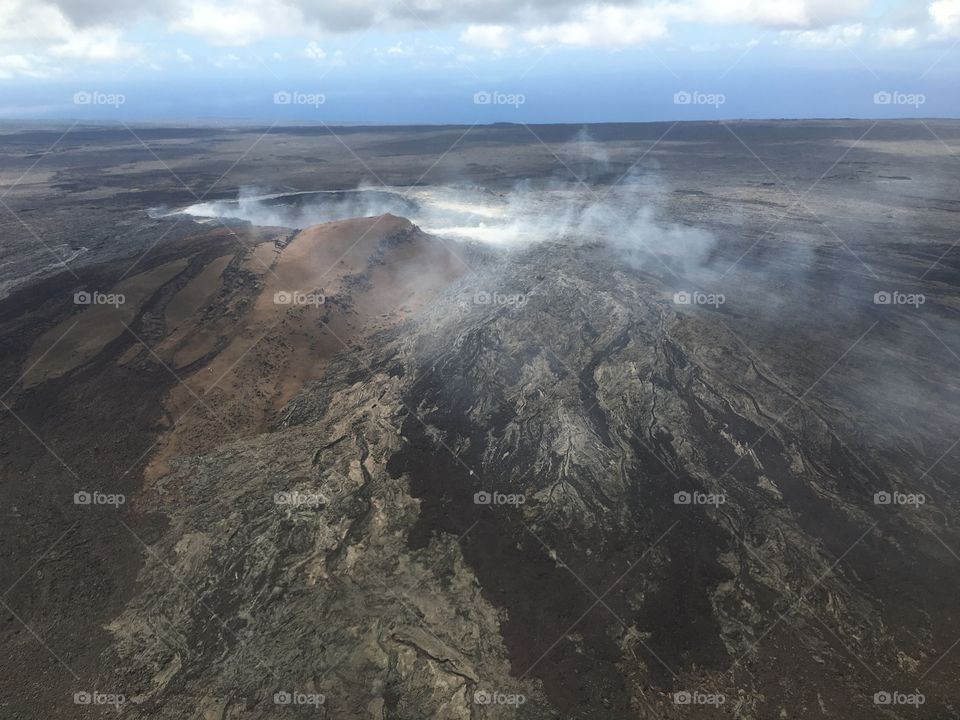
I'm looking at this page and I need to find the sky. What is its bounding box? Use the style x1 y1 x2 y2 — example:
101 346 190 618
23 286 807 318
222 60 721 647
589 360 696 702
0 0 958 123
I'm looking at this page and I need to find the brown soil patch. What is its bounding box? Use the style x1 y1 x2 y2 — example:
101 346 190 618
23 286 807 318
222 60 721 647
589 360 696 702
242 241 279 273
164 253 233 329
141 214 464 483
21 258 188 387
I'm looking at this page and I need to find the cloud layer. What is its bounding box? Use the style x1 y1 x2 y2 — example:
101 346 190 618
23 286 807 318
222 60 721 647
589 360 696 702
0 0 954 80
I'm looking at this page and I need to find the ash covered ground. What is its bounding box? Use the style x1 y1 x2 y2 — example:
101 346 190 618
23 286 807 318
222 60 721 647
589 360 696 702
1 120 959 718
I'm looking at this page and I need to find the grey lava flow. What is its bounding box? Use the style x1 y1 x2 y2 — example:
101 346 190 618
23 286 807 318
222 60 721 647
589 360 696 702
0 121 958 719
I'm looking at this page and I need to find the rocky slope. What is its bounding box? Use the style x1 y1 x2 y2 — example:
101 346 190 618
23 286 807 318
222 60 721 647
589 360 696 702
3 121 960 720
72 228 960 719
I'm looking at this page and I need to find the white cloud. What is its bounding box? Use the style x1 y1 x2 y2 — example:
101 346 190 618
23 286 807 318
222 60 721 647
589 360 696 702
373 42 452 61
7 0 882 52
386 43 411 56
688 0 870 28
522 4 672 47
49 26 142 60
304 41 326 60
212 52 242 67
0 1 73 43
0 53 53 79
0 1 141 74
780 22 864 46
171 1 301 46
877 26 918 46
0 0 943 80
303 42 345 66
930 0 960 37
460 24 511 50
508 0 872 49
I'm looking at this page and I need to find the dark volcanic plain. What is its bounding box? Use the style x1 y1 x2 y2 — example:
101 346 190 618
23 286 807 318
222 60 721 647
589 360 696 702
1 120 959 719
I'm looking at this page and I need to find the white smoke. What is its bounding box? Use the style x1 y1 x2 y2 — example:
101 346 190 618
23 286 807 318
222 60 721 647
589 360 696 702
159 185 418 229
153 129 717 277
160 182 715 269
